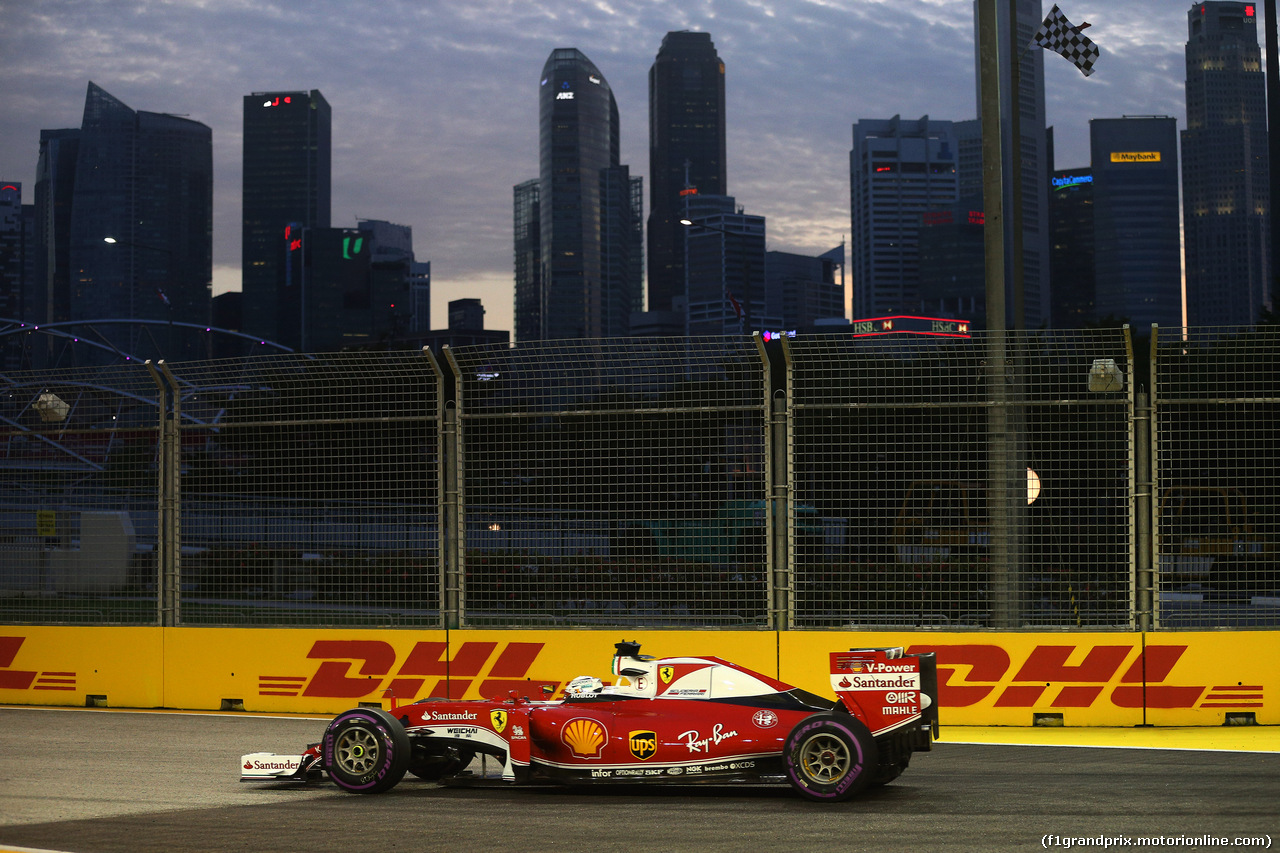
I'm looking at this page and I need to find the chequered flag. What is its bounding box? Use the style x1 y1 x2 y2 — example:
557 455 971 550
1032 5 1100 77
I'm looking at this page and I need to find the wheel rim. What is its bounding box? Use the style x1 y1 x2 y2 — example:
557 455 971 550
335 727 380 775
799 733 850 783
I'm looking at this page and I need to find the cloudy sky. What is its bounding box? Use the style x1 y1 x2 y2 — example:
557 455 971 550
1 0 1219 333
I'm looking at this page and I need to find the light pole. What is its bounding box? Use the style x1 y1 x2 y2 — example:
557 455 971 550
103 236 175 356
680 217 753 334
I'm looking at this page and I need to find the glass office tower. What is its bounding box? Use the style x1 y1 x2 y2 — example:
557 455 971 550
850 116 959 317
1090 117 1183 328
647 31 727 314
534 48 640 341
242 90 331 346
1182 1 1270 327
34 83 212 361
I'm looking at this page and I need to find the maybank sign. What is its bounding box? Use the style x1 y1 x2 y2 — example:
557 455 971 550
1110 151 1162 163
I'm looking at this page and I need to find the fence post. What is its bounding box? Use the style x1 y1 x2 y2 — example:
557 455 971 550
770 390 791 630
1143 325 1161 630
1134 389 1153 632
146 360 181 627
442 346 465 629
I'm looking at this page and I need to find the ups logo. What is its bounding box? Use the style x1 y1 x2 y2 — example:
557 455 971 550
629 730 657 760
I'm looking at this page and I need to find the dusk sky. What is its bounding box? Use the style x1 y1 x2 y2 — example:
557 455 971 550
1 1 1229 334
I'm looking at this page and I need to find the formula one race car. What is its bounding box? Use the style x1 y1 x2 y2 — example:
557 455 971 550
241 641 938 802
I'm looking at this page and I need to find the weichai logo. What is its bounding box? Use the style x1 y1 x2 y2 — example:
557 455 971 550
259 640 559 702
904 643 1261 710
0 637 77 693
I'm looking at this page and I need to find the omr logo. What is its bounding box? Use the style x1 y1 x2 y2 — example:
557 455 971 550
903 643 1254 710
259 640 559 702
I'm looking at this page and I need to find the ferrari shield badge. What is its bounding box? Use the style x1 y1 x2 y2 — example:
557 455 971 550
660 665 674 684
490 709 508 733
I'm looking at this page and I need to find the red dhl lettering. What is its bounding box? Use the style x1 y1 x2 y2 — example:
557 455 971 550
0 637 76 691
284 640 559 702
903 643 1224 710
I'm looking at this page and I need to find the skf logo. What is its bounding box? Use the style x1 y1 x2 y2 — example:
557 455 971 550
629 730 657 760
259 641 559 703
490 710 508 734
904 643 1258 710
562 718 607 758
659 666 674 684
0 637 76 692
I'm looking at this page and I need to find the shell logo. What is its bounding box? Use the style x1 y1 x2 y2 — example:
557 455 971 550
562 718 607 758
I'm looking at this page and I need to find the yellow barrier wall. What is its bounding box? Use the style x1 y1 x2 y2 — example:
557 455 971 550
1 627 1275 726
0 627 163 709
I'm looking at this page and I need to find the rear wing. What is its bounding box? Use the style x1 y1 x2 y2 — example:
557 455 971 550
829 647 939 740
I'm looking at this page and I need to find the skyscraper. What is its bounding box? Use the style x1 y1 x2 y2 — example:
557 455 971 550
648 31 727 314
766 248 844 329
1090 117 1183 328
513 178 541 343
683 195 770 335
33 128 80 326
242 90 331 346
916 197 987 325
1182 1 1271 327
526 48 641 341
0 183 24 322
850 115 960 317
34 83 212 361
1049 169 1095 327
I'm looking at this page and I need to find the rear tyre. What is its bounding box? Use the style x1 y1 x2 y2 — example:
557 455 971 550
323 708 410 794
784 714 878 802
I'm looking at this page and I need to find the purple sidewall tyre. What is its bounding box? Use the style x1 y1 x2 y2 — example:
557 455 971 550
783 714 878 802
323 707 410 794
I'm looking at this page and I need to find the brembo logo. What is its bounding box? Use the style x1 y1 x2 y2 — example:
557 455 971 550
905 643 1260 710
258 640 559 702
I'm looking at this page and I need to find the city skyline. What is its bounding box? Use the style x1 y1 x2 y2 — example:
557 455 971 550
2 1 1205 334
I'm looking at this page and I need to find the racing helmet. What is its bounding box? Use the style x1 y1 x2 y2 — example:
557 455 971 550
564 675 605 698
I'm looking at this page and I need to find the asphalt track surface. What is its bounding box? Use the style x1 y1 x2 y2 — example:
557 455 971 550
0 708 1276 853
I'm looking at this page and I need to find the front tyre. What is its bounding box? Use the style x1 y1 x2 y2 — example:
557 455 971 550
784 714 878 802
323 708 410 794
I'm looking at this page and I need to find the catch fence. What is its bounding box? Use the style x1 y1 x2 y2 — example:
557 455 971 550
2 326 1277 630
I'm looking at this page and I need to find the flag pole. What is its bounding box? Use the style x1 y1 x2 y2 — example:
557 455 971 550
1007 0 1026 331
979 0 1006 334
1266 0 1280 313
979 0 1018 629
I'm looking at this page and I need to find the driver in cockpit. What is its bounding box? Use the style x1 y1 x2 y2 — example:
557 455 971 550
563 640 658 700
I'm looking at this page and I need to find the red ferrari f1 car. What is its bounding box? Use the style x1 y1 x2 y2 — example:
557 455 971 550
241 640 938 802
